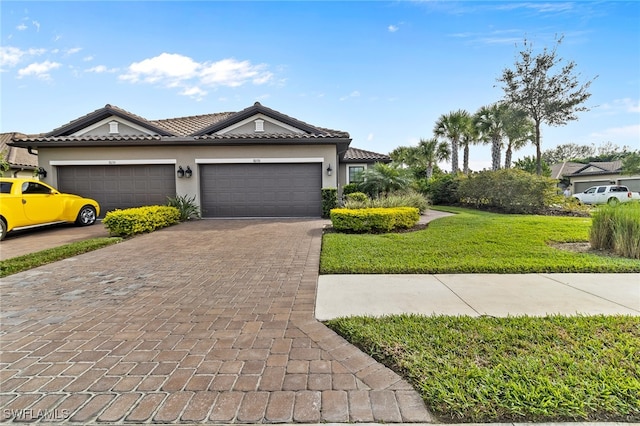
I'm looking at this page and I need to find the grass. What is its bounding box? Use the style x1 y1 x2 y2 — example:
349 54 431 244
326 314 640 423
0 237 122 277
321 206 640 273
591 202 640 259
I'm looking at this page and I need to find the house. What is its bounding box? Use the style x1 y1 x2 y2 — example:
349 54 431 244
340 147 391 185
9 102 389 217
0 133 38 178
555 161 640 193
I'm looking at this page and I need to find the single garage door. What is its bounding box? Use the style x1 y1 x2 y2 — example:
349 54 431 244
57 165 176 216
200 163 321 217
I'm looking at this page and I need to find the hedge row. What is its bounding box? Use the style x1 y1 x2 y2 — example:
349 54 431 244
103 206 181 237
330 207 419 233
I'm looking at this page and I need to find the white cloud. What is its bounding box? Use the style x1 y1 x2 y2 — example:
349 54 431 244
119 53 273 98
33 21 40 32
367 133 374 141
85 65 118 73
340 90 361 101
589 124 640 141
17 60 61 80
0 46 46 68
599 98 640 114
388 25 399 33
65 47 82 56
83 55 94 62
17 23 28 31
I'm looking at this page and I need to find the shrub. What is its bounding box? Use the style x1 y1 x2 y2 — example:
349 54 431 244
457 169 557 214
321 188 338 218
103 205 181 237
591 202 640 259
330 207 419 233
167 194 201 221
423 174 460 205
342 183 360 196
343 190 429 214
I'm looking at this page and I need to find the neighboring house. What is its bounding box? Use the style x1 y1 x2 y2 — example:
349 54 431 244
10 102 388 217
0 133 38 178
340 147 392 185
566 161 640 193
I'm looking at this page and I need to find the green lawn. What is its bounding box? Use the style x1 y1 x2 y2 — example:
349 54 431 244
320 206 640 273
0 237 122 278
327 314 640 423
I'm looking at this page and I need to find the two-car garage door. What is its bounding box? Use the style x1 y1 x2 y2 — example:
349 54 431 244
57 163 322 218
200 163 322 217
57 165 176 216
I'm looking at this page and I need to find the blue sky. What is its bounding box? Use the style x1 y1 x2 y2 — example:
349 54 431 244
1 1 638 170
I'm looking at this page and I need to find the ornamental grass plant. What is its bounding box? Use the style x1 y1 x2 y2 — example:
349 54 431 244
590 202 640 259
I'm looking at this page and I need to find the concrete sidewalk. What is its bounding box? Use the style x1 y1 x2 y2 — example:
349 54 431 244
316 273 640 320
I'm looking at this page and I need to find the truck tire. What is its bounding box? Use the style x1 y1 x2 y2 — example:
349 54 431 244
0 219 6 241
607 197 619 206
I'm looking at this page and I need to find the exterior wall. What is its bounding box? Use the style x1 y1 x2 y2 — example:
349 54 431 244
569 173 640 193
220 114 303 135
37 144 338 208
72 118 154 137
5 167 35 178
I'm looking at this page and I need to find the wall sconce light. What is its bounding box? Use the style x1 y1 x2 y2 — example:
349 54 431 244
177 166 185 178
326 164 333 176
37 167 47 179
185 166 192 178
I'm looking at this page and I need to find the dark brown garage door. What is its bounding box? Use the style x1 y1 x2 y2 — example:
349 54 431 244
57 165 176 216
200 163 321 217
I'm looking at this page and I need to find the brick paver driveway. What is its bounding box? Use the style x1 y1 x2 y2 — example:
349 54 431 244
1 219 431 423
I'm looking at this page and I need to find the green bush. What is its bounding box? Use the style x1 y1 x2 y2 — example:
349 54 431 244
591 202 640 259
103 205 181 237
457 169 557 214
342 183 360 196
422 174 460 205
167 194 201 221
321 188 338 218
330 207 419 233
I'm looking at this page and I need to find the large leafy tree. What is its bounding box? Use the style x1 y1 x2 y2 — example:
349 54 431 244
503 107 534 168
498 36 596 175
474 103 509 171
513 155 552 177
621 152 640 175
541 143 596 164
434 109 472 174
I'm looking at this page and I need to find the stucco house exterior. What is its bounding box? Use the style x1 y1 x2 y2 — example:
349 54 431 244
10 102 389 217
552 160 640 194
1 133 38 178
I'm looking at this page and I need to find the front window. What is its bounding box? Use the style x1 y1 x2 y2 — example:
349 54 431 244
0 182 13 194
348 166 365 184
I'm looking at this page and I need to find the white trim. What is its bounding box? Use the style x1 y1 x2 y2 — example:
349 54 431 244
216 113 303 135
71 117 156 137
50 159 177 166
195 158 323 164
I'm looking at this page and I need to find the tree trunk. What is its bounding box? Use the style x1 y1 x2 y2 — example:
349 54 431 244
535 121 542 175
451 139 459 174
463 145 470 174
491 137 501 171
505 147 513 169
426 164 433 179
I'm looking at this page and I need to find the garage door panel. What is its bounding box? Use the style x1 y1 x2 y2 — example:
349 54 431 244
58 165 176 216
200 163 321 217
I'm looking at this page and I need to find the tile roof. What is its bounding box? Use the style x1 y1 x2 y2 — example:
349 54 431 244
150 113 234 137
343 147 391 162
0 133 38 168
550 161 585 179
567 161 623 176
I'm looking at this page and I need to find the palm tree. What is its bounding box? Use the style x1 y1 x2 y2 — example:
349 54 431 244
389 146 417 168
503 106 534 168
459 123 479 174
416 138 450 179
434 110 472 174
474 103 508 171
358 162 412 197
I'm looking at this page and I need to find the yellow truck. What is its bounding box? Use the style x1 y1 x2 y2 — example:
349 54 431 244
0 178 100 240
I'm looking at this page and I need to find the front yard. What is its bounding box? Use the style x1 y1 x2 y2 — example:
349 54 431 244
320 206 640 273
321 206 640 423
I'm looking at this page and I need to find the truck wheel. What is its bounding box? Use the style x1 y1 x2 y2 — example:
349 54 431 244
76 205 97 226
607 197 619 206
0 219 6 241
